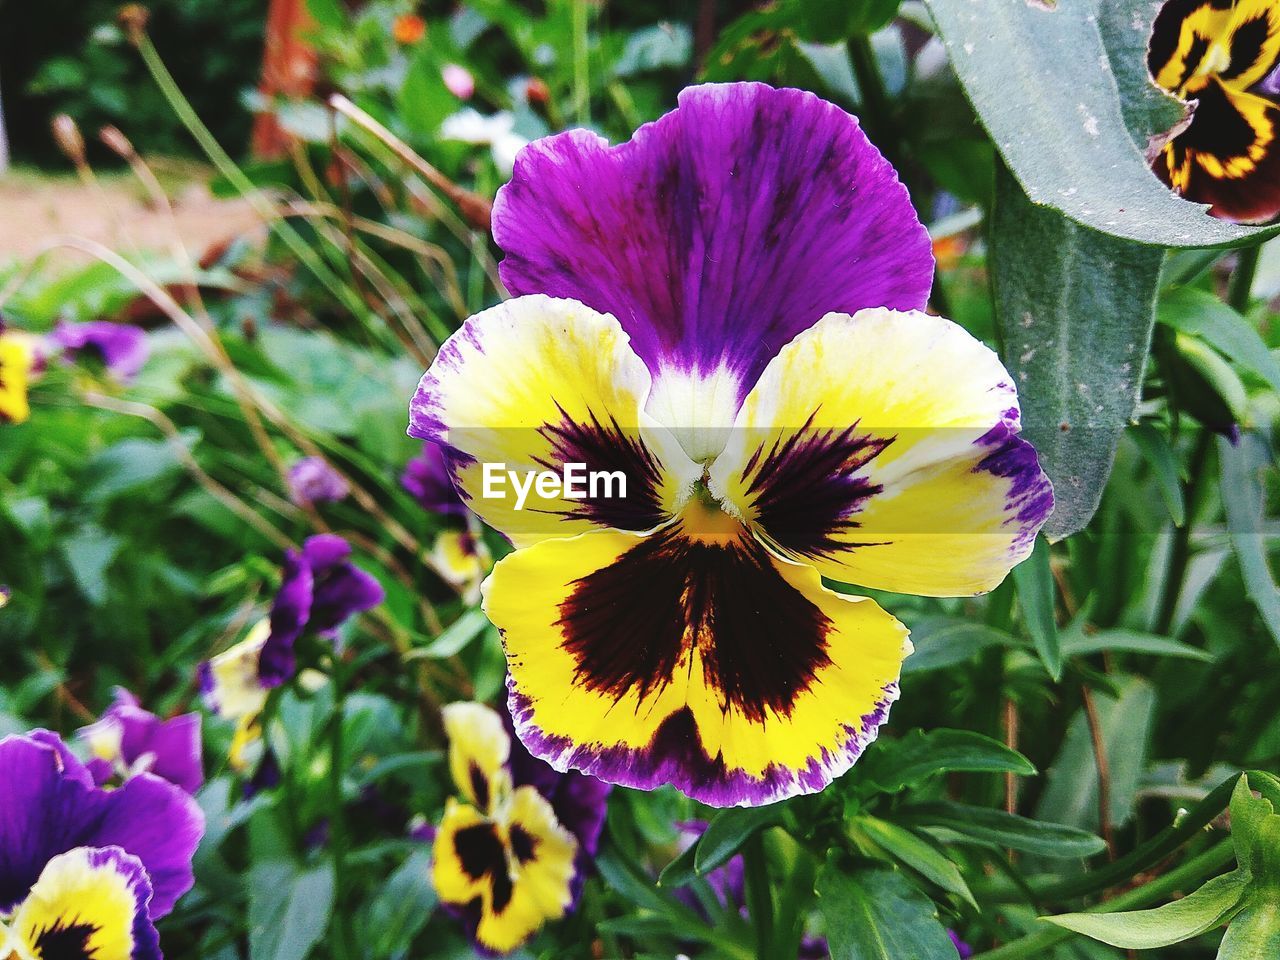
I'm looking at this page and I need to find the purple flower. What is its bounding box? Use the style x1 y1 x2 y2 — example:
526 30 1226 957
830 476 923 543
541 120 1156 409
286 456 350 507
0 730 204 919
51 320 149 381
79 688 204 795
949 929 974 958
410 82 1052 807
401 441 467 516
259 534 385 686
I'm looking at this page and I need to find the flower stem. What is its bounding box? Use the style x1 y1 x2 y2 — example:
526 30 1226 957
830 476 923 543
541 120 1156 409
329 654 355 960
847 35 901 170
1153 427 1213 636
743 832 776 959
572 0 591 127
973 838 1236 959
1228 243 1262 313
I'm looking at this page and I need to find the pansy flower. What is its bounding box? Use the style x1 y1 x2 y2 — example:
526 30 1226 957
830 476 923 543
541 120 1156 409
200 619 271 772
0 323 36 425
257 534 385 687
286 456 350 507
0 730 204 957
409 83 1053 807
431 529 492 603
431 702 609 954
51 320 149 382
79 688 203 795
1148 0 1280 221
402 441 468 517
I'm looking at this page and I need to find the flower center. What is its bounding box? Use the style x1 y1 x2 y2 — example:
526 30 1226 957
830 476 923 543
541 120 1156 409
681 477 743 542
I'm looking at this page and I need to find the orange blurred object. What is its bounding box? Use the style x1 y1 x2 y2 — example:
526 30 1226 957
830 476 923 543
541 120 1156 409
393 14 427 45
251 0 319 159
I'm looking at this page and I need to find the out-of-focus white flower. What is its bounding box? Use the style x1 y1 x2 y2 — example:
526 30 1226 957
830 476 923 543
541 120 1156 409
440 109 529 177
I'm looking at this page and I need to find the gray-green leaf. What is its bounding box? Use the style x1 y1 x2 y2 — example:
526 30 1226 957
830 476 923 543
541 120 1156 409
991 168 1163 541
926 0 1280 248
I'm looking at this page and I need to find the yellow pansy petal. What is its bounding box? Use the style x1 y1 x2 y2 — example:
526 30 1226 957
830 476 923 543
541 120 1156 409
8 846 160 960
708 309 1052 598
199 619 270 720
408 295 699 548
443 702 512 814
1149 0 1235 95
431 790 577 955
485 522 909 807
1220 0 1280 89
0 333 35 425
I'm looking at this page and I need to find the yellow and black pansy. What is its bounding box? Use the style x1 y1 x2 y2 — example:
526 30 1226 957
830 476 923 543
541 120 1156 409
1149 0 1280 222
431 703 578 955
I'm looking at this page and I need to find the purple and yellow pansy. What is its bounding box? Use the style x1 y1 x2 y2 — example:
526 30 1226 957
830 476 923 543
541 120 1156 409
79 688 203 795
408 83 1053 808
0 728 203 959
431 702 609 954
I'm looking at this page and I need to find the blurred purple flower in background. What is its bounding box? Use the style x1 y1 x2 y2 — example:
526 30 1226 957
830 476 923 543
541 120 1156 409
259 534 384 686
51 319 149 381
286 456 350 507
401 441 466 516
949 929 974 958
78 687 203 795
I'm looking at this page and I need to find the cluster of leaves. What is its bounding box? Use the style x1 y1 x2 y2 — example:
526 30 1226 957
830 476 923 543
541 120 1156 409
2 0 1280 957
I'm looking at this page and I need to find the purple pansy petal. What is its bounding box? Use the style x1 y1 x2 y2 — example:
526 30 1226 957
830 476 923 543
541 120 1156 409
949 929 974 958
309 563 385 635
51 320 149 381
79 687 204 795
493 82 932 448
260 549 314 687
286 457 350 507
301 532 354 570
0 732 203 918
501 705 610 857
401 441 468 517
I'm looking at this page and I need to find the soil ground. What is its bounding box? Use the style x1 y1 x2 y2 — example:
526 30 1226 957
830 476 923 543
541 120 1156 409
0 166 260 268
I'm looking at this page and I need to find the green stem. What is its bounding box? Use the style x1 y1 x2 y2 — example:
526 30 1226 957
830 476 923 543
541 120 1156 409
1228 244 1262 313
330 655 354 960
976 839 1236 959
1153 428 1213 636
571 0 591 127
743 833 776 959
847 36 901 167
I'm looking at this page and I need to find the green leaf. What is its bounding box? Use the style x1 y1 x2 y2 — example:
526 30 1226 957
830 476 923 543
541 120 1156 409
1060 628 1212 662
1013 536 1060 679
1037 677 1156 832
1218 899 1280 960
365 848 436 959
694 805 783 877
1043 869 1250 947
657 840 700 889
857 815 978 909
406 608 491 660
1159 287 1280 396
991 168 1163 542
903 802 1107 858
248 861 336 960
816 855 960 960
900 617 1022 675
1129 424 1186 526
1219 434 1280 650
862 728 1036 794
61 526 122 606
1230 774 1277 874
925 0 1280 247
614 23 692 76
